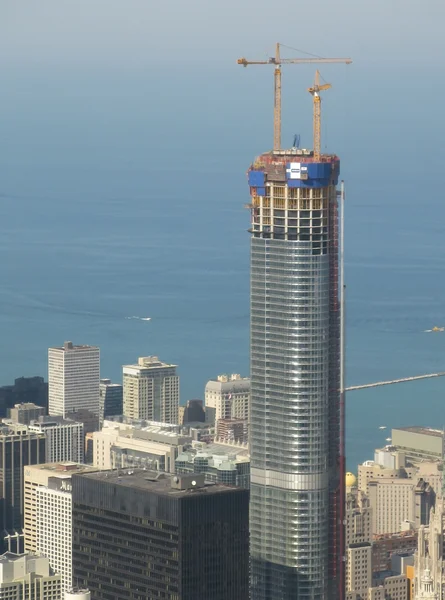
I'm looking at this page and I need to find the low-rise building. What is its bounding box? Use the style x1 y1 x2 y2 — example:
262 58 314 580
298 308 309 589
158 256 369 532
176 441 250 488
8 403 45 425
0 552 61 599
93 417 192 473
28 416 84 464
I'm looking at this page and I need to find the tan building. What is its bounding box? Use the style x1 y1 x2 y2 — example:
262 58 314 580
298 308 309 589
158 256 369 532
346 489 372 548
93 418 192 473
371 573 409 600
205 374 250 422
368 478 434 535
358 460 417 495
24 462 97 555
346 543 372 597
123 356 179 423
0 553 61 600
391 427 443 463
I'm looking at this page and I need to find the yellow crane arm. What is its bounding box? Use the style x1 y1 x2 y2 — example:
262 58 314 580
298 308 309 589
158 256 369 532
237 43 352 151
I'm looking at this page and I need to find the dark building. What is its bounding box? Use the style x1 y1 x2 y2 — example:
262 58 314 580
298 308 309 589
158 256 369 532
0 424 46 553
100 379 123 421
182 399 205 424
72 470 249 600
66 408 99 435
0 377 48 418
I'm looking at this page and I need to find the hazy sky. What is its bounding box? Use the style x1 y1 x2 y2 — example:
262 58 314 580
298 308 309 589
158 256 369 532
2 0 444 69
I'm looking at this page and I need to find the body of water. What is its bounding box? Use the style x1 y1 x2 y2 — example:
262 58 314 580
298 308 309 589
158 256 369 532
1 65 444 470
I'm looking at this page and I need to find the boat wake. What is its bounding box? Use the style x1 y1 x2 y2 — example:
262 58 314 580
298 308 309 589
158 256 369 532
125 316 151 322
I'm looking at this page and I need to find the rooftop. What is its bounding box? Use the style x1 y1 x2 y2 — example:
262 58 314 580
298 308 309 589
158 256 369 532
51 341 98 351
394 426 443 437
28 462 98 474
78 469 242 497
123 356 177 370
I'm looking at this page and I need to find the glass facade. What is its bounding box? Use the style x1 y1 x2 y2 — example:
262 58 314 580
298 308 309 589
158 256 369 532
72 472 249 600
249 176 340 600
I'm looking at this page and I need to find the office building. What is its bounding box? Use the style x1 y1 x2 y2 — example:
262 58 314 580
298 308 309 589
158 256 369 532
345 487 372 548
368 478 434 535
370 572 409 600
247 144 342 599
181 399 205 424
93 417 191 473
205 374 250 422
0 424 46 553
123 356 179 423
72 470 249 599
391 427 443 463
0 553 61 600
0 377 48 418
65 409 98 435
346 542 372 598
28 416 84 463
99 379 123 424
176 441 250 488
48 342 100 418
24 462 96 560
8 403 45 425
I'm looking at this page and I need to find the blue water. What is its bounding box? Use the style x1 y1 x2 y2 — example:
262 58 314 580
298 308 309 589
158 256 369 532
1 65 445 471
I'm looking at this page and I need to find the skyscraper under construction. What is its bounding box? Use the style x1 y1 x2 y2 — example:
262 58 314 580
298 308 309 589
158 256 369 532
247 146 343 599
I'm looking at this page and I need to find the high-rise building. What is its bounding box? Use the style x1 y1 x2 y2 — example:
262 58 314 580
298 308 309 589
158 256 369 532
23 462 97 590
0 424 46 553
8 403 45 425
247 147 342 600
0 552 61 600
48 342 100 418
72 470 249 599
28 416 84 464
122 356 179 423
205 374 250 422
99 379 123 425
182 399 205 424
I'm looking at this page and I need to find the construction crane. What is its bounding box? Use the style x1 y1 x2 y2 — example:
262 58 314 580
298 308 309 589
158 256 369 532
308 70 331 161
237 43 352 151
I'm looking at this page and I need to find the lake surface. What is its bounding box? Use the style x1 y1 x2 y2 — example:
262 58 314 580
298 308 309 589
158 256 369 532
1 65 444 470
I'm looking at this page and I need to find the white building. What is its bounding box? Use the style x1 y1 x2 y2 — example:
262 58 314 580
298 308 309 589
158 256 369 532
48 342 100 418
24 462 97 577
123 356 179 424
65 590 90 600
28 416 84 464
204 374 250 422
93 418 191 473
36 481 73 592
0 553 61 600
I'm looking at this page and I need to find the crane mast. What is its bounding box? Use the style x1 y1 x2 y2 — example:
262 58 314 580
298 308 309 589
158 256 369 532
308 70 332 161
237 42 351 151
